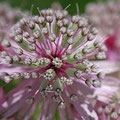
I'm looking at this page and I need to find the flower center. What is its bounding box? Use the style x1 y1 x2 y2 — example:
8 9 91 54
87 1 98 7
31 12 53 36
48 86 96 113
52 57 63 68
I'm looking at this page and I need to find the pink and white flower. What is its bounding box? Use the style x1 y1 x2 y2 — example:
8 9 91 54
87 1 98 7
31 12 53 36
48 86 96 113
86 2 120 119
86 1 120 61
94 77 120 120
0 8 106 119
0 3 27 43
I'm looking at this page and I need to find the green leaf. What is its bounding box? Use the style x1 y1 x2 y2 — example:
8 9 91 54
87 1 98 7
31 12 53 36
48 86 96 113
62 34 69 48
19 39 31 52
72 35 85 49
54 107 60 120
31 101 43 120
66 68 76 77
41 79 49 91
54 79 64 91
54 22 59 36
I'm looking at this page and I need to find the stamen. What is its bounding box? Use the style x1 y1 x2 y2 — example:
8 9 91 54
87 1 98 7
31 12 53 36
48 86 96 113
59 101 65 109
16 48 23 55
70 94 78 102
111 112 118 119
96 51 106 59
42 27 48 35
25 86 32 92
97 72 105 79
5 56 13 64
26 97 34 104
31 72 38 78
97 107 103 114
14 35 23 43
28 37 36 43
12 72 21 79
55 88 62 96
44 69 56 81
13 55 21 62
74 53 83 61
74 70 83 78
0 51 8 58
46 84 53 91
66 78 73 85
24 57 32 65
49 34 56 42
52 57 63 68
4 76 12 83
91 80 101 87
1 40 11 47
105 106 112 114
24 72 31 79
51 95 59 102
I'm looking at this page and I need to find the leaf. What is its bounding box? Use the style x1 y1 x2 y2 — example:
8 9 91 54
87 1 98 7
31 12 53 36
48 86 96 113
54 107 60 120
31 102 43 120
72 35 85 49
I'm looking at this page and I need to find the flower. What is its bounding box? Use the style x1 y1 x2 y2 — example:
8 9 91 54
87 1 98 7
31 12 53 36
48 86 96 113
86 1 120 61
86 2 120 119
0 3 27 55
0 3 27 42
86 1 120 35
0 8 106 119
93 77 120 120
0 3 28 65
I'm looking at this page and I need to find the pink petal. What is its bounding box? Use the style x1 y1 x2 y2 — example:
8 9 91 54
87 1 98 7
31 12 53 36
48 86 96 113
38 97 56 120
17 91 42 120
0 88 6 103
0 65 30 75
38 98 53 120
117 116 120 120
94 77 120 103
72 80 94 96
95 101 107 120
93 61 120 74
0 78 42 119
62 92 80 120
105 34 117 50
66 85 98 120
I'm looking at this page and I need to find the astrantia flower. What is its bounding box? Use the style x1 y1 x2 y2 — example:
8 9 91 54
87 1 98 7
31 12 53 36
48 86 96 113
86 1 120 35
0 8 106 120
93 77 120 120
0 3 27 42
0 3 27 64
86 2 120 120
86 1 120 61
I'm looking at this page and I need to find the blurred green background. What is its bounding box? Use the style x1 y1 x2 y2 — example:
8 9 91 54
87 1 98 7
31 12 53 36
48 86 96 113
0 0 99 15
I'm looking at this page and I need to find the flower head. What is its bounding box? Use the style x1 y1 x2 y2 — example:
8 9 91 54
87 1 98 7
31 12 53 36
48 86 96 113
86 1 120 61
93 77 120 120
86 1 120 35
0 8 106 119
86 2 120 119
0 3 27 43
